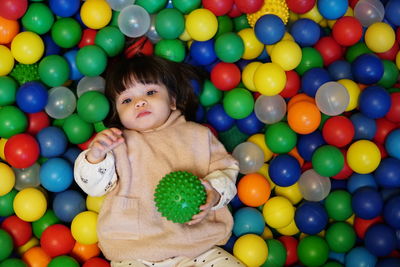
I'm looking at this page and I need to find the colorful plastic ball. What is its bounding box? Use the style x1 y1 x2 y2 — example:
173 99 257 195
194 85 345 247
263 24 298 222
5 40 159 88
298 169 331 202
354 0 384 26
199 80 222 107
11 31 44 64
237 173 271 207
49 0 80 17
40 158 73 193
295 201 328 235
350 113 377 141
315 81 349 116
352 187 383 219
155 8 184 39
236 28 263 60
214 32 244 63
210 62 241 91
374 117 397 144
71 211 98 245
365 223 396 257
236 112 264 135
312 145 344 177
118 4 150 38
270 40 302 71
378 59 399 89
4 133 39 169
382 195 400 230
325 190 353 221
0 189 17 217
254 14 285 45
232 141 264 174
332 16 363 47
53 190 86 223
203 0 233 16
276 236 298 266
374 157 400 188
254 62 287 96
328 60 353 80
287 101 321 135
260 239 286 267
51 18 82 49
385 0 400 26
286 0 314 14
40 224 75 258
280 70 300 98
346 246 377 267
0 106 27 139
13 187 47 222
314 36 343 66
189 39 217 66
22 246 51 267
263 196 295 229
0 76 17 107
317 0 348 20
223 88 254 120
206 104 235 132
297 130 325 161
82 257 110 267
63 49 83 81
77 91 110 123
326 221 356 253
295 47 323 75
76 45 108 77
269 154 301 187
352 54 384 85
0 229 13 261
70 241 101 263
0 162 15 196
0 0 28 20
322 116 354 147
290 18 320 47
301 67 331 97
38 55 70 87
233 207 265 237
45 86 77 119
347 140 381 174
0 258 27 267
233 234 268 267
32 209 60 239
265 122 297 154
385 129 400 160
1 215 32 247
80 0 112 30
185 8 218 41
154 39 185 62
0 15 20 44
254 94 286 124
297 235 329 267
16 81 48 114
347 173 377 194
365 22 396 53
48 255 79 267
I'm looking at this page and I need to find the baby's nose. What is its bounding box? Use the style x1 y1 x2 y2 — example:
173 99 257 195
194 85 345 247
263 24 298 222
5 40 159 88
135 100 147 108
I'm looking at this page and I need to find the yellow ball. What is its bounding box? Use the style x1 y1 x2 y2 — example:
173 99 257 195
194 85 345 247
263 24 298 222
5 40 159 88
338 79 361 112
0 138 6 161
299 4 323 23
13 188 47 222
263 196 295 229
254 62 287 96
347 140 381 174
86 195 105 213
242 61 262 92
17 237 39 255
80 0 112 30
11 31 44 64
276 219 299 236
261 226 274 239
275 182 303 205
237 28 264 60
71 211 98 245
0 45 14 76
185 8 218 41
233 234 268 267
257 163 276 190
396 51 400 69
247 133 274 162
365 22 396 53
270 40 302 71
0 162 15 196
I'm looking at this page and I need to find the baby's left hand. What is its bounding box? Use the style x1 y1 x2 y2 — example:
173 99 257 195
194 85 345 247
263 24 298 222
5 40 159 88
186 179 220 226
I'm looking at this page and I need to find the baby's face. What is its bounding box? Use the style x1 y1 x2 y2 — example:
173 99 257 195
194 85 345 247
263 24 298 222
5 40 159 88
116 82 176 132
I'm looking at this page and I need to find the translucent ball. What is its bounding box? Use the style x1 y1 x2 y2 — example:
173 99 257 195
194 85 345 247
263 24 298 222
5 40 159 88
232 142 265 174
118 5 150 38
254 94 287 124
45 86 76 119
76 76 105 98
106 0 135 11
354 0 385 27
298 169 331 201
315 81 349 116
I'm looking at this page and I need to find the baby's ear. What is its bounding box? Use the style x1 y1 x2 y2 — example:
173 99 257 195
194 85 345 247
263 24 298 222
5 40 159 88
170 98 177 110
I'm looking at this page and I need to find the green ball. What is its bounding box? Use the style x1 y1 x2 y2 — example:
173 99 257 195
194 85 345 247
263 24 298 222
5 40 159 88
0 258 27 267
312 145 344 177
378 60 399 88
155 39 185 62
324 190 353 221
21 3 54 35
295 47 324 76
297 235 329 267
325 222 356 253
214 32 244 63
51 18 82 49
38 55 70 87
265 122 297 154
136 0 167 14
76 45 108 77
109 10 120 27
154 171 206 223
155 8 185 39
48 256 79 267
0 189 17 217
218 125 249 153
77 91 110 123
233 14 251 32
0 106 27 139
95 26 125 57
172 0 201 14
322 262 343 267
223 88 254 119
0 76 17 106
0 229 13 261
261 239 287 267
199 80 223 107
32 210 60 239
216 15 233 39
345 42 372 63
62 114 94 144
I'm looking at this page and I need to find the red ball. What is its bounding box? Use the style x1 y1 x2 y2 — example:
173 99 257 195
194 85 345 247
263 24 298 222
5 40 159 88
286 0 315 14
1 215 32 247
210 62 241 91
376 42 399 61
202 123 218 137
27 111 51 136
227 2 242 18
202 0 234 16
83 257 110 267
314 36 343 66
0 0 28 20
280 70 300 99
332 16 363 47
4 133 39 168
373 118 397 144
332 149 353 180
234 0 263 14
322 116 355 147
40 224 75 258
354 216 383 239
385 92 400 123
277 236 298 266
78 29 97 48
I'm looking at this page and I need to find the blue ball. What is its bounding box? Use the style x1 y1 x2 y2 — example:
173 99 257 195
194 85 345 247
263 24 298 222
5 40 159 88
64 49 83 81
40 158 73 192
37 126 68 158
385 0 400 26
374 157 400 188
233 207 265 237
269 154 301 187
290 18 321 47
294 201 328 235
189 39 217 66
359 85 391 119
384 195 400 229
52 190 86 223
49 0 80 17
301 67 331 97
206 104 235 132
385 129 400 160
16 81 48 113
222 234 238 253
236 112 264 135
347 173 377 194
317 0 348 20
328 60 353 80
365 223 396 257
43 34 61 56
345 247 377 267
254 14 285 45
376 258 400 267
350 112 377 140
229 194 245 211
62 147 82 165
352 187 383 219
297 130 326 161
352 54 384 84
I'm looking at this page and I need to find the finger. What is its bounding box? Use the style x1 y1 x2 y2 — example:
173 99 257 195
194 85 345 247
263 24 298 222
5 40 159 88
109 127 123 136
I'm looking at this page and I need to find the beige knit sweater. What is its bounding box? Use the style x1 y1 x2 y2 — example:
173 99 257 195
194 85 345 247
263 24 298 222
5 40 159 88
92 111 238 261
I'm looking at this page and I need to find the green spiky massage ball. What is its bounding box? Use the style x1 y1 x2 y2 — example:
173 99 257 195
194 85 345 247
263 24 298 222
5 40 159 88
154 171 207 223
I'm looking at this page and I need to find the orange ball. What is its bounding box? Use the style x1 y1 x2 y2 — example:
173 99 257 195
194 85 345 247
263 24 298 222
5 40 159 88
22 247 51 267
0 16 19 44
287 101 321 134
287 93 315 109
71 242 101 263
237 173 271 207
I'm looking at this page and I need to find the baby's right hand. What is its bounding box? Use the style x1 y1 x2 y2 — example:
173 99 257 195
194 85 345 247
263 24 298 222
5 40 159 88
86 128 124 164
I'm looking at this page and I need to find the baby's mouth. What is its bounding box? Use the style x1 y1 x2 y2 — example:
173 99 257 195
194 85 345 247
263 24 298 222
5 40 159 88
137 111 151 118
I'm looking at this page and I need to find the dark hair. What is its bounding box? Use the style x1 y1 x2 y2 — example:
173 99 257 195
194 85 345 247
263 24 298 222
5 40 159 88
104 54 205 128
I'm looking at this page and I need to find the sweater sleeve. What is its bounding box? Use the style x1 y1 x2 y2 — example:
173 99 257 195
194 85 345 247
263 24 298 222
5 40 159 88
74 150 118 197
204 131 239 210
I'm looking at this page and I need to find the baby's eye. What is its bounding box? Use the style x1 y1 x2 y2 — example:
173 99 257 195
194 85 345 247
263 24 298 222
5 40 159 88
121 98 131 104
147 90 157 96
